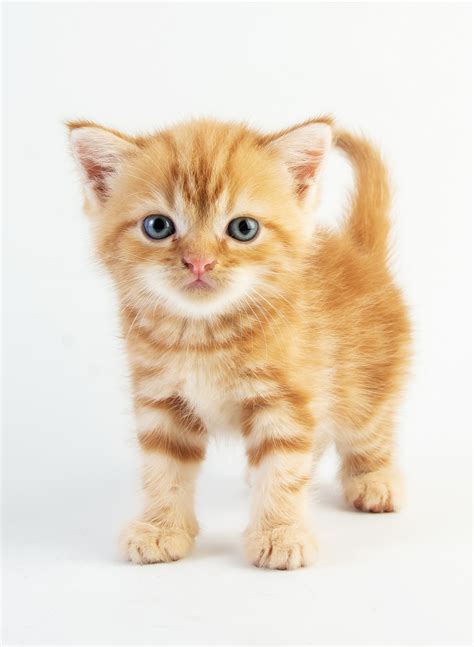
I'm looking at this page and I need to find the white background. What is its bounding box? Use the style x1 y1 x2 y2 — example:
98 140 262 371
3 2 472 645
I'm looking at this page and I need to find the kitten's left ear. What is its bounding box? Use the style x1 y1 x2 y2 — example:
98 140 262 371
265 120 332 204
68 121 138 207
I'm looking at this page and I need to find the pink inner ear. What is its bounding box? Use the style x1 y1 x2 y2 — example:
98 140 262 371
85 161 113 198
78 145 114 199
293 150 323 195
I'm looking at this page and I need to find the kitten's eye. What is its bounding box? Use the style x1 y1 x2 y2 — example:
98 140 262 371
227 217 259 242
142 215 176 240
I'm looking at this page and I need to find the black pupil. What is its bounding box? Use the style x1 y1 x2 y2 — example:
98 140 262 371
153 218 166 232
239 220 251 234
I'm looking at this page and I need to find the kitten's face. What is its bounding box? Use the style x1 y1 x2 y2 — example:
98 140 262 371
70 119 331 319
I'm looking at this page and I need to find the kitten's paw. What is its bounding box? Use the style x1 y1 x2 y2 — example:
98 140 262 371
343 468 404 513
244 525 318 570
120 520 195 564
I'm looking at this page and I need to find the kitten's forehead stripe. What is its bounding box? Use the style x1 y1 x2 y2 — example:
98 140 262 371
164 127 250 223
159 132 180 209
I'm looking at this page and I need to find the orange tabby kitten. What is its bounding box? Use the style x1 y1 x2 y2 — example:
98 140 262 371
69 116 411 569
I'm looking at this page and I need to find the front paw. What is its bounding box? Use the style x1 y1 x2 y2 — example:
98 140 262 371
120 520 195 564
244 525 318 570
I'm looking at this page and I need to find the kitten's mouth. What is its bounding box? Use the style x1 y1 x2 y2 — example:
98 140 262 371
184 277 214 291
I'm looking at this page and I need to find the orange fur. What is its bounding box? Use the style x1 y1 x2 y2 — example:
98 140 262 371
69 116 411 569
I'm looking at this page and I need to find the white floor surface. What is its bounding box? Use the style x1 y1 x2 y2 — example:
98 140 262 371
4 448 471 645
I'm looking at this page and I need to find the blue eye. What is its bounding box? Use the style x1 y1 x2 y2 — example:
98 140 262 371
227 217 259 242
143 215 175 240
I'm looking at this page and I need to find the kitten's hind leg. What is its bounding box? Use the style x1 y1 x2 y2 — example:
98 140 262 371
336 405 404 513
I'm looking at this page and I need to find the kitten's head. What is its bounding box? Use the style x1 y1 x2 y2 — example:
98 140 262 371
69 118 332 319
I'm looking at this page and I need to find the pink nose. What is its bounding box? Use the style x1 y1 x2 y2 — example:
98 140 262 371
182 256 216 277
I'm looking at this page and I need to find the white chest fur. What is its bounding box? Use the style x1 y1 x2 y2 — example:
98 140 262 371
175 355 242 436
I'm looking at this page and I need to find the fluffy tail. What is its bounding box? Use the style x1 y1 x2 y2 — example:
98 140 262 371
334 129 391 258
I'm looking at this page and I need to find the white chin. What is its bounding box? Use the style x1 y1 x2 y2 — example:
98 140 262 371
140 266 254 319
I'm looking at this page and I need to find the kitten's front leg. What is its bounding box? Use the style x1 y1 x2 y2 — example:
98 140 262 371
120 395 207 564
243 396 318 570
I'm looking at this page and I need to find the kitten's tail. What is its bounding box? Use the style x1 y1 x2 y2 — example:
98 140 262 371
334 129 391 258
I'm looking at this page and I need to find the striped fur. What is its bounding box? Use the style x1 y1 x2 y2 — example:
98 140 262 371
69 117 411 569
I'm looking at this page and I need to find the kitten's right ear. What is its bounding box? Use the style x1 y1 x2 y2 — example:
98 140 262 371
67 122 138 205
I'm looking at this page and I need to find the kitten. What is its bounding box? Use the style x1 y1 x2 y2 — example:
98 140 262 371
69 116 411 569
